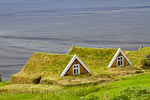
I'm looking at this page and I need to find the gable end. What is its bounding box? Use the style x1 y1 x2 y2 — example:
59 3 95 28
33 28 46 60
60 54 91 77
107 48 132 68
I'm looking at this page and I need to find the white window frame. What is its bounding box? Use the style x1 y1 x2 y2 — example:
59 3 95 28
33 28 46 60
73 64 80 75
117 56 124 67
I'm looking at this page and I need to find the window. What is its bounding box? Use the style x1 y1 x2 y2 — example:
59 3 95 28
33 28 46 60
117 56 124 66
73 64 80 75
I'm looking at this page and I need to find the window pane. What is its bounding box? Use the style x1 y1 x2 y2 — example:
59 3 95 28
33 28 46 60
121 61 122 66
77 69 78 74
118 57 123 66
74 66 76 68
76 65 78 68
73 64 79 75
118 61 120 66
74 69 76 74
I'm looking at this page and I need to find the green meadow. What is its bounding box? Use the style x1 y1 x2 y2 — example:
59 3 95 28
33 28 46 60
1 74 150 100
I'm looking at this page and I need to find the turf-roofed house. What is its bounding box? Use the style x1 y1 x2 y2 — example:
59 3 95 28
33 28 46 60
10 52 91 84
10 46 132 85
60 54 91 77
68 46 132 68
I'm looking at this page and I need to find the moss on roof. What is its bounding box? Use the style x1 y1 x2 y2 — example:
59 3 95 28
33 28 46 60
11 46 150 85
127 47 150 66
10 52 73 84
10 46 119 84
21 52 73 76
68 46 118 72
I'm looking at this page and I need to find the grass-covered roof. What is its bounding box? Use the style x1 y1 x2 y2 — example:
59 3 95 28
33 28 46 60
10 52 73 84
127 47 150 66
10 46 150 85
68 46 118 71
68 46 150 68
20 52 73 76
10 46 119 84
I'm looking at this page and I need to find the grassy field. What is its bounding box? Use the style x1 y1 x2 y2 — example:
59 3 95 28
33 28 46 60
0 82 8 87
1 74 150 100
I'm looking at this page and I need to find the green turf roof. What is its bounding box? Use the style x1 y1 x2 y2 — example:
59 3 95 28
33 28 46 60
21 52 73 75
10 46 150 84
68 46 150 68
10 52 74 84
68 46 118 70
127 47 150 66
10 46 119 84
